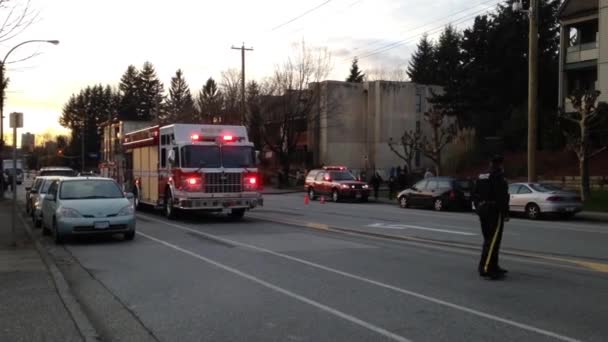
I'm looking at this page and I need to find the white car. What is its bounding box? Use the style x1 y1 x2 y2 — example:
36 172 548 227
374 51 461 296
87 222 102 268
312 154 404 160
508 183 583 219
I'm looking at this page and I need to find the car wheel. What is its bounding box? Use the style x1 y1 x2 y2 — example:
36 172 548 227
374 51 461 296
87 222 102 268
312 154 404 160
52 219 64 244
434 198 444 211
165 191 177 220
229 209 246 220
332 189 340 202
526 203 541 220
124 230 135 241
308 188 316 201
399 196 409 208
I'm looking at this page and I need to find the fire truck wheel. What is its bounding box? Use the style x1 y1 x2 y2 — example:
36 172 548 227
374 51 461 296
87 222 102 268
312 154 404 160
165 192 178 220
229 209 245 220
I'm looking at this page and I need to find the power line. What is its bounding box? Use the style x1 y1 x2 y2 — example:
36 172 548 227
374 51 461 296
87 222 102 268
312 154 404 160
353 0 501 53
271 0 334 31
354 2 504 61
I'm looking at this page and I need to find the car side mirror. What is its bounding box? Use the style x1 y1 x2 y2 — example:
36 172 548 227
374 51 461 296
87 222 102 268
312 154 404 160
46 194 55 202
125 192 134 199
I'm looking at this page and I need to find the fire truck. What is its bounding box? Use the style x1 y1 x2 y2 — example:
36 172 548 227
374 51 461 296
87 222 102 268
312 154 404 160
122 124 263 219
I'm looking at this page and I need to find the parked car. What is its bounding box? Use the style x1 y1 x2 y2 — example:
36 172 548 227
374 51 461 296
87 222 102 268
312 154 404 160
25 177 46 214
508 182 583 219
397 177 473 211
305 166 370 202
38 167 78 177
31 177 65 227
41 177 136 244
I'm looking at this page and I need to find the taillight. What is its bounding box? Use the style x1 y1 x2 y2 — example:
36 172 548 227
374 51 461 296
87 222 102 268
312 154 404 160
546 196 563 202
244 174 259 191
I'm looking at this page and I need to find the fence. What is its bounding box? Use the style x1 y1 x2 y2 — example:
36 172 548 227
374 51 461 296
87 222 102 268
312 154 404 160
536 176 608 191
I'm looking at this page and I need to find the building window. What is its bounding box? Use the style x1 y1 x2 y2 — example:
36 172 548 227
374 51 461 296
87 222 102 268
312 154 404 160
161 148 166 168
415 94 422 113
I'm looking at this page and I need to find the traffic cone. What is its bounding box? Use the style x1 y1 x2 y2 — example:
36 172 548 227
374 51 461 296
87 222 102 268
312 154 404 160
320 196 325 204
304 194 310 205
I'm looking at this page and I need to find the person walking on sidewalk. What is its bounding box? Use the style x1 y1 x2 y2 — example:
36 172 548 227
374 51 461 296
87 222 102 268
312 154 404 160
370 171 382 200
473 155 510 280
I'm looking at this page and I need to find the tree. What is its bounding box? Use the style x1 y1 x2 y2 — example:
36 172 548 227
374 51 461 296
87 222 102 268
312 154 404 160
196 77 223 123
59 84 119 170
559 91 608 201
220 68 242 124
388 130 422 174
346 57 364 83
261 41 332 186
434 25 461 87
420 110 456 176
118 65 140 120
245 80 264 150
166 69 197 123
136 61 164 122
406 34 437 85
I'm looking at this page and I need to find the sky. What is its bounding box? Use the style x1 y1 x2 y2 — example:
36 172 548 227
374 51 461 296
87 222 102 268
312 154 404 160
2 0 503 145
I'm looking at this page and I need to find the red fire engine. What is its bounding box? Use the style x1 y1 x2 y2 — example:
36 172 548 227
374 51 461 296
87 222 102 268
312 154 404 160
122 124 263 219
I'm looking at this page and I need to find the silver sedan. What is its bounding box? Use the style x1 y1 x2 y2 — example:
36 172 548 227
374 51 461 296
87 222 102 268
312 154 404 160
508 183 583 219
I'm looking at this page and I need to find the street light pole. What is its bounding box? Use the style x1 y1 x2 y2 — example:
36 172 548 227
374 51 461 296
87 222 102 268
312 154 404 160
0 40 59 187
527 0 539 183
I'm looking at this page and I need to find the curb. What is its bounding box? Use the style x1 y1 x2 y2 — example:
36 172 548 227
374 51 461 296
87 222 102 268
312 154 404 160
262 190 305 195
17 208 100 342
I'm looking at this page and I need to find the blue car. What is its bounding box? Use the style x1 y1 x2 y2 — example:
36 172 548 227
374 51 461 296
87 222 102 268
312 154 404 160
41 177 136 244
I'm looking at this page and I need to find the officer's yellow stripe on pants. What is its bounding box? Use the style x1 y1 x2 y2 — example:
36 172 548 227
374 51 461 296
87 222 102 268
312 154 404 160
484 212 502 273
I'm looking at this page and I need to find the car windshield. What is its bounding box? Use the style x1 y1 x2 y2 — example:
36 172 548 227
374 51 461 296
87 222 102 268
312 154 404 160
455 180 473 190
181 146 220 168
329 171 356 181
222 146 255 168
59 180 124 200
40 170 77 177
529 183 558 193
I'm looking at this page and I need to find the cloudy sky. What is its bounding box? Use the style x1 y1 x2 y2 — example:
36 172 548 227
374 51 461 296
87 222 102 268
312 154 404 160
2 0 503 143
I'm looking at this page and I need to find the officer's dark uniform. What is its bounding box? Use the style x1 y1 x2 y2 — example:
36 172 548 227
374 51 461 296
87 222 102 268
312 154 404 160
473 156 509 279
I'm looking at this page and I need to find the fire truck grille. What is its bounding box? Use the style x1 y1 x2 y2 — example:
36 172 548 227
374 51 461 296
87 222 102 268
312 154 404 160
204 172 243 193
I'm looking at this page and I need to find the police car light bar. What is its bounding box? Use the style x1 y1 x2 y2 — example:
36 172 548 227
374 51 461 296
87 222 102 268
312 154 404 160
223 135 234 142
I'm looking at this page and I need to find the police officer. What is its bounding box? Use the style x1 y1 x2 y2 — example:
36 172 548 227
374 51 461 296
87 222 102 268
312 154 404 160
473 155 509 280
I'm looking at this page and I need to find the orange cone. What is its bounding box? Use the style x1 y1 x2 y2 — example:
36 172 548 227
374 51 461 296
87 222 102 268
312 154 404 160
320 196 325 204
304 194 310 205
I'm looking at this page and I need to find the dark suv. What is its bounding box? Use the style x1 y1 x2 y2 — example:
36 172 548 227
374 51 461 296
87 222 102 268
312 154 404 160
397 176 473 211
305 166 370 202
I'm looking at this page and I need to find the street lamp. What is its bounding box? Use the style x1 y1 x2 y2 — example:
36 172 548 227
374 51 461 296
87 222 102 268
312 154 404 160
0 39 60 158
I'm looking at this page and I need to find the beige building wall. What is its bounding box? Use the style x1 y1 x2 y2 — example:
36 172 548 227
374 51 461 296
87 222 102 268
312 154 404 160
315 80 442 178
600 0 608 102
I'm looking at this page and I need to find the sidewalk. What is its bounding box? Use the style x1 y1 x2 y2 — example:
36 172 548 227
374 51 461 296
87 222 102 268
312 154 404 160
0 197 83 342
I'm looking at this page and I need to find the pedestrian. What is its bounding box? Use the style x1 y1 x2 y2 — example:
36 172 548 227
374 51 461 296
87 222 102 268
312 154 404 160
388 176 396 200
424 168 434 179
370 171 382 200
0 170 5 198
473 155 510 280
398 169 408 190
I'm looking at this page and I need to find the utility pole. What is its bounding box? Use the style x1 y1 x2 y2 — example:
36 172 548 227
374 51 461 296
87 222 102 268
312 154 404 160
527 0 539 182
81 112 85 172
231 43 253 124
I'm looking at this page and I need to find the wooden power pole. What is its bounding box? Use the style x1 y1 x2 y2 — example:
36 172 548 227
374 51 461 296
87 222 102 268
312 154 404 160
231 43 253 124
527 0 539 182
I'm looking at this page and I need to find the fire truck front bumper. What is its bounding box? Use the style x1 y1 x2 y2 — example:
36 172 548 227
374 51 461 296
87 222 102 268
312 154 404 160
174 192 263 211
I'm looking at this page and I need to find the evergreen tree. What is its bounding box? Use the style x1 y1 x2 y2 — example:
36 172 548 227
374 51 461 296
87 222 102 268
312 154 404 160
346 57 365 83
434 25 462 87
136 61 164 121
196 77 223 123
166 69 197 123
406 34 438 85
118 65 139 120
246 80 263 149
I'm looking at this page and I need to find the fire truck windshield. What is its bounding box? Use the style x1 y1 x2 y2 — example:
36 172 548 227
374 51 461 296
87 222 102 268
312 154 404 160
222 146 255 168
181 146 220 168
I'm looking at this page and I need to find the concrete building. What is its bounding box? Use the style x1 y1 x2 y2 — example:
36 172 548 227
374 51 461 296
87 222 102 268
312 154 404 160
21 132 35 153
309 80 442 178
558 0 608 109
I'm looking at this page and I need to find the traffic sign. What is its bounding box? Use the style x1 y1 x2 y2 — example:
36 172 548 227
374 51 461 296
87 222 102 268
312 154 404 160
9 112 23 128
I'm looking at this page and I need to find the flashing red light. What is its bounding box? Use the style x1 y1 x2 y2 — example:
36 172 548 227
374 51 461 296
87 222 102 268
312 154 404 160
187 178 198 185
223 135 233 141
191 134 201 141
249 177 257 185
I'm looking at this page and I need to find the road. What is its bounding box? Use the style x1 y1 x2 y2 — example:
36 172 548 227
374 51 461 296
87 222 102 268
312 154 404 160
16 186 608 342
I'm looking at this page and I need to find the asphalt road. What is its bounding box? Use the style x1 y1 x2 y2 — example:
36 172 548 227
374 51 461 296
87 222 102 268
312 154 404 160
17 186 608 342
